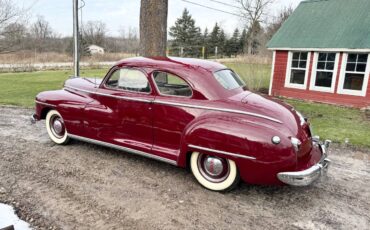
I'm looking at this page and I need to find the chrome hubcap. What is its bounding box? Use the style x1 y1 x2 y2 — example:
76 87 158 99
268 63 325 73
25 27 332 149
53 120 63 134
197 154 230 183
204 156 224 177
50 115 65 138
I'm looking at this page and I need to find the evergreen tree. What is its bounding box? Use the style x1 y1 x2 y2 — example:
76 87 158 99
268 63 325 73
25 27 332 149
218 29 226 57
208 23 220 57
224 28 240 57
239 28 247 54
169 8 202 57
202 27 209 58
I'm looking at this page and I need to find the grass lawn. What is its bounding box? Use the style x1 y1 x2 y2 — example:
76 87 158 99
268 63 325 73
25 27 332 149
0 64 369 148
286 99 370 148
226 62 271 92
0 69 108 107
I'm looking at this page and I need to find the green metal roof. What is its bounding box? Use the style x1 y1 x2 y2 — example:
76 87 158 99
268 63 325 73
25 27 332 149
267 0 370 50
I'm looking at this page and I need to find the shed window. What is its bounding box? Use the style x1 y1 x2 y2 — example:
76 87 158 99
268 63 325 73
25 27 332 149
338 53 370 96
343 54 368 90
285 52 310 89
309 52 339 93
290 52 308 84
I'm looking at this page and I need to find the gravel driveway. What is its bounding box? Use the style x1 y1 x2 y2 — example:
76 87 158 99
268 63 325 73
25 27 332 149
0 106 369 230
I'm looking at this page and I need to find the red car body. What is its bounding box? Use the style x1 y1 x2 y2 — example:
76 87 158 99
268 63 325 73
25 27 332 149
33 57 330 187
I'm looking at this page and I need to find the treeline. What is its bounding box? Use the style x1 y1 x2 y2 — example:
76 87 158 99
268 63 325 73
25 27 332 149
0 16 140 55
0 0 139 56
169 8 292 58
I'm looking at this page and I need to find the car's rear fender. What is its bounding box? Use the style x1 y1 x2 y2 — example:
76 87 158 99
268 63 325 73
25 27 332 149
177 113 297 184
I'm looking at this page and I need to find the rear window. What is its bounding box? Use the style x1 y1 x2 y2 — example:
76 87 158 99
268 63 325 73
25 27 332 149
214 69 245 90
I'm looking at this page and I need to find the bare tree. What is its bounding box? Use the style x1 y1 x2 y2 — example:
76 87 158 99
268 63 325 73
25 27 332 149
236 0 274 54
82 20 107 47
140 0 168 57
30 15 53 39
29 15 56 52
266 6 293 40
0 0 23 53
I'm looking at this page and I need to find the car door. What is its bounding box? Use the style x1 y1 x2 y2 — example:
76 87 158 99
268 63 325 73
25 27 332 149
84 67 154 153
152 71 196 161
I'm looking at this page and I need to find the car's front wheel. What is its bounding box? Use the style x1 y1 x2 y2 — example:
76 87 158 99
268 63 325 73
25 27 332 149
190 152 240 192
45 110 69 145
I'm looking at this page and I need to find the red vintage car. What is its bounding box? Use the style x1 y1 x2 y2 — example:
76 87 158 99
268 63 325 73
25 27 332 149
32 57 331 191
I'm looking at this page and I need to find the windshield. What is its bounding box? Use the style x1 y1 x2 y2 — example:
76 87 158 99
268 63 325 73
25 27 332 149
214 69 245 90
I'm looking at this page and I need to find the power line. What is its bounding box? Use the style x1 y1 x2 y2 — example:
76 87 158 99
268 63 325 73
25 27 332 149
181 0 244 18
205 0 240 10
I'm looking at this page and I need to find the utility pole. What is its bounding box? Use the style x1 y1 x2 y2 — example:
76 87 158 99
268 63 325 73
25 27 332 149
73 0 80 76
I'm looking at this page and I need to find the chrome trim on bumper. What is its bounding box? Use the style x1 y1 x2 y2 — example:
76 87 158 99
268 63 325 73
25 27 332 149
68 134 178 166
188 144 256 160
30 114 38 124
277 140 331 186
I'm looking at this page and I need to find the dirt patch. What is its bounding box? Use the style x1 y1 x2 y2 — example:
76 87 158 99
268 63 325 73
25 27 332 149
0 106 369 229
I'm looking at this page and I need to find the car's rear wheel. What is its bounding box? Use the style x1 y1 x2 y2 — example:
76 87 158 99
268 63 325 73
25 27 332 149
190 152 240 192
46 110 69 145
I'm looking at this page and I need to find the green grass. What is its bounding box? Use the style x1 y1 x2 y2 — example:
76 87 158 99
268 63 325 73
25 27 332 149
0 65 369 148
225 63 271 91
0 69 108 107
286 99 370 148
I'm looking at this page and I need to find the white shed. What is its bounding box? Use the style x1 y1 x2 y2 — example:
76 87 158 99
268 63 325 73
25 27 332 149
87 45 105 55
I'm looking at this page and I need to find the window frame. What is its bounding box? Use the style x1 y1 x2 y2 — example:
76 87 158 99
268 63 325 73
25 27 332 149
103 67 152 94
152 71 193 98
309 52 339 93
213 68 246 90
337 53 370 97
285 51 311 90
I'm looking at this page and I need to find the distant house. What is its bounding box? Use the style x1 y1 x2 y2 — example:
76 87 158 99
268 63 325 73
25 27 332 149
267 0 370 108
87 45 105 55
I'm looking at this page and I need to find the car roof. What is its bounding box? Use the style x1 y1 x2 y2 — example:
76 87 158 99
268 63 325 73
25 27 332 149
115 56 227 72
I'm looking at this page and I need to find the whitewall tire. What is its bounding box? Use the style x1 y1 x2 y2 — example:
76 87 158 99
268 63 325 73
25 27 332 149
190 152 240 192
46 110 69 145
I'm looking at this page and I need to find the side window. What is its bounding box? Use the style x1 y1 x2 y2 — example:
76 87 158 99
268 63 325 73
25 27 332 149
153 72 192 97
106 68 150 93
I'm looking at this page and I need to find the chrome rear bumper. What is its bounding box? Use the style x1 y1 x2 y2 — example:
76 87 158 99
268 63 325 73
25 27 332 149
277 140 331 186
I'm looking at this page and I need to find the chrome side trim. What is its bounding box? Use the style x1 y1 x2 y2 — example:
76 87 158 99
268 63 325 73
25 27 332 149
68 134 177 166
35 100 56 107
155 100 282 124
64 85 152 103
64 85 282 123
188 144 256 160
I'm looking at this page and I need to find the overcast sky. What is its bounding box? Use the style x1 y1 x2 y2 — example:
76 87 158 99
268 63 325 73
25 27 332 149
15 0 303 37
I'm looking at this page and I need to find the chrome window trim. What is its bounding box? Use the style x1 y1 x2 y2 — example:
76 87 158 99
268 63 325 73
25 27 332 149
213 68 246 90
35 100 56 107
103 67 152 95
64 86 152 103
64 86 282 123
152 71 193 98
189 144 256 160
68 134 177 166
